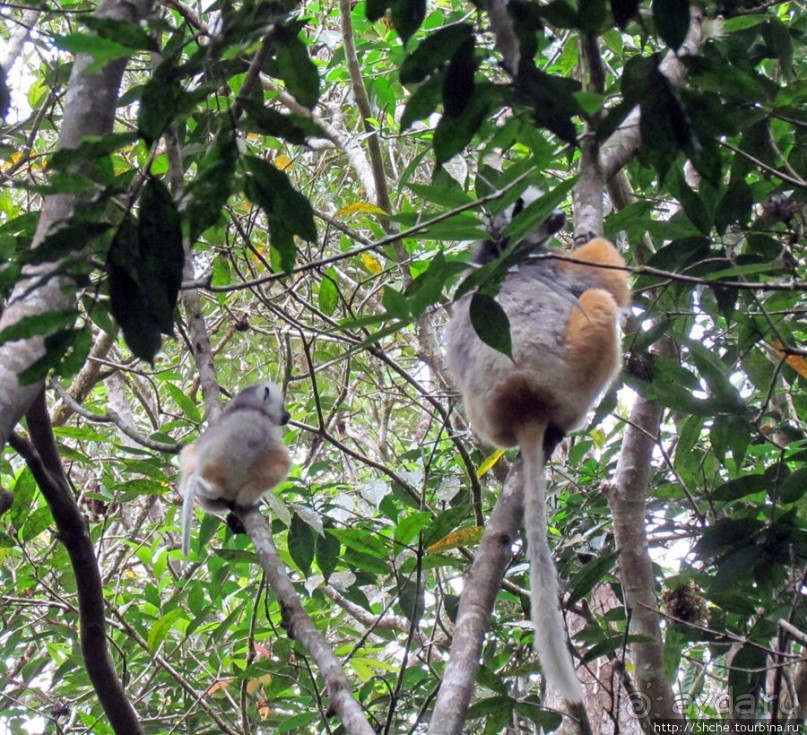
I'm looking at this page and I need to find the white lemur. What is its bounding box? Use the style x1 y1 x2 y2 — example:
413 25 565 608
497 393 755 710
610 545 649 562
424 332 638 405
179 381 291 557
445 194 630 702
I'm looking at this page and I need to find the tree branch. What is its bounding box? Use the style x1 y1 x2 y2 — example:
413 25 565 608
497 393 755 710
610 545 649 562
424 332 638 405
49 381 179 453
237 506 376 735
600 8 704 181
428 463 524 735
607 385 680 723
50 329 115 427
11 390 144 735
338 0 391 214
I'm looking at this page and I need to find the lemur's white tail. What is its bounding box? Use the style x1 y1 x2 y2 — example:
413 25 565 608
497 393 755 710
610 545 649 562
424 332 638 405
180 475 208 557
520 423 583 703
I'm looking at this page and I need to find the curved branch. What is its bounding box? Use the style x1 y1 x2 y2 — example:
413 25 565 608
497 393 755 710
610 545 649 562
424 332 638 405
237 506 376 735
50 330 115 427
428 463 524 735
0 8 40 70
50 381 179 453
11 391 144 735
607 390 680 723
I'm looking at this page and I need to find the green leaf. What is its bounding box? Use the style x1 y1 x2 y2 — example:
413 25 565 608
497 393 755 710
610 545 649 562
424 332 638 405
722 15 766 32
165 383 202 424
766 17 793 81
137 177 184 334
318 271 339 316
106 177 182 363
639 83 692 178
49 132 139 172
17 327 93 385
652 0 690 50
567 551 619 606
405 252 465 317
54 33 133 74
469 292 513 359
394 512 431 548
82 17 155 51
695 518 764 556
0 309 77 347
513 65 582 144
21 507 53 542
185 125 239 241
243 155 317 273
663 625 688 683
400 73 442 131
442 36 476 118
316 529 340 582
328 528 389 558
468 695 516 721
289 513 315 574
268 26 320 110
9 469 37 530
365 0 388 21
780 468 807 504
238 98 323 144
396 572 424 623
421 507 471 548
715 179 752 236
578 0 608 34
399 24 474 85
58 324 94 379
684 339 745 412
534 0 578 27
434 84 496 165
573 91 604 117
382 286 411 320
107 220 162 363
138 61 197 143
711 475 766 502
514 700 563 729
147 609 184 653
668 167 711 236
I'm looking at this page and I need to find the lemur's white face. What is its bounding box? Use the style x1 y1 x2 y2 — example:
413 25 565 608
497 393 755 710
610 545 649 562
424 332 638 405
228 382 290 426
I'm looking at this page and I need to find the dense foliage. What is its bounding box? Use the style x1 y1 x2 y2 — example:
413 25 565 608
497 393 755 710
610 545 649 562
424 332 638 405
0 0 805 732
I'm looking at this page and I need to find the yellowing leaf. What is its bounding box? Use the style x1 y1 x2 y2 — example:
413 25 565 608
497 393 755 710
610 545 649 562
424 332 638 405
476 448 505 478
246 674 271 695
334 201 388 217
2 152 23 170
771 342 807 379
207 677 234 695
349 658 374 681
361 252 383 275
349 656 400 673
427 526 485 552
590 426 606 448
274 154 293 171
